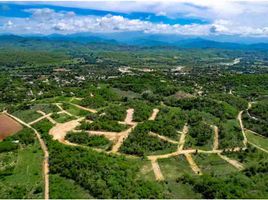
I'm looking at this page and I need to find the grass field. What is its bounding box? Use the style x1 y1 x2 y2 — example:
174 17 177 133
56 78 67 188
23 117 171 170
158 156 193 180
192 153 237 176
49 174 93 199
62 103 89 117
51 113 76 123
31 104 60 114
137 160 156 181
219 119 244 149
246 130 268 151
165 180 202 199
12 110 42 123
0 142 44 199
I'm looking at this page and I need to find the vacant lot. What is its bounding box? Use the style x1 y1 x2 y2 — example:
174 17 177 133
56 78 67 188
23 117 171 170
0 114 23 141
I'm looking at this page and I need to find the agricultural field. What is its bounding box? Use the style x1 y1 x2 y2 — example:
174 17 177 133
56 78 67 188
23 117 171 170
0 36 268 199
0 114 23 141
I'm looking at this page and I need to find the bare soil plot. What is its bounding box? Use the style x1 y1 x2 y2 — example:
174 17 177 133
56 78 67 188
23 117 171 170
49 118 84 141
0 114 23 141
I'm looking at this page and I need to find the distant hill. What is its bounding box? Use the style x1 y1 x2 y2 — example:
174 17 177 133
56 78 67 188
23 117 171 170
1 34 268 50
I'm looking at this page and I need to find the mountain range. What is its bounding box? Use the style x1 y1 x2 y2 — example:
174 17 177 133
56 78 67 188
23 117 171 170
1 33 268 50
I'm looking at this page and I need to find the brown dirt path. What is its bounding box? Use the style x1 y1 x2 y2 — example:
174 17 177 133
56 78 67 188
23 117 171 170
4 111 49 200
212 125 219 150
218 153 244 170
248 141 268 154
149 158 164 181
69 102 97 113
237 110 248 147
184 153 202 175
86 130 118 141
124 108 134 125
55 103 74 117
111 123 137 153
148 132 178 144
37 110 57 125
28 113 53 125
148 108 159 121
178 124 188 151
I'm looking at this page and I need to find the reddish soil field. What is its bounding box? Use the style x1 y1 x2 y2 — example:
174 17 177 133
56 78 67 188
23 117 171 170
0 114 23 141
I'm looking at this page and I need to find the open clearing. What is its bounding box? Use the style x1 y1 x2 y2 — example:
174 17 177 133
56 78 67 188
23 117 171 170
0 113 23 141
3 99 267 195
245 130 268 151
49 118 84 141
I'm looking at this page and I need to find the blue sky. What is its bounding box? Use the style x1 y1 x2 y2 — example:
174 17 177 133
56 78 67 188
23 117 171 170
1 1 268 37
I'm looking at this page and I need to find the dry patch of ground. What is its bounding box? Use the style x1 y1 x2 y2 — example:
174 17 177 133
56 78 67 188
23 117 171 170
0 113 23 141
48 118 84 141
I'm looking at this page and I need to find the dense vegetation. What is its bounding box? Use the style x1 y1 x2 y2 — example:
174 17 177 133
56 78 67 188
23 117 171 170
0 36 267 199
120 123 177 156
65 131 111 149
49 143 164 198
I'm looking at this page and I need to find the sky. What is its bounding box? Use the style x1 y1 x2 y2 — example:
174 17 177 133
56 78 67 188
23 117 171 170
1 0 268 37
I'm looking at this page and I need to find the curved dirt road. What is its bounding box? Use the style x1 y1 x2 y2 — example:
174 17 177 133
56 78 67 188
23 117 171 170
237 110 248 147
4 112 49 200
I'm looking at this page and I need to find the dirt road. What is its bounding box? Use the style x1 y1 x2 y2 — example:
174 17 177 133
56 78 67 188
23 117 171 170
124 108 134 124
149 158 164 181
55 103 74 117
111 123 137 153
218 153 244 170
28 115 50 125
184 153 202 175
248 141 268 154
4 112 49 200
37 110 57 124
212 125 219 150
149 132 178 144
87 130 118 141
148 108 159 121
70 102 97 113
178 124 188 151
237 110 248 147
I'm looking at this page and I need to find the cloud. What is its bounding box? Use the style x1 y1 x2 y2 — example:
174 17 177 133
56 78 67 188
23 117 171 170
1 2 268 37
0 8 213 35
